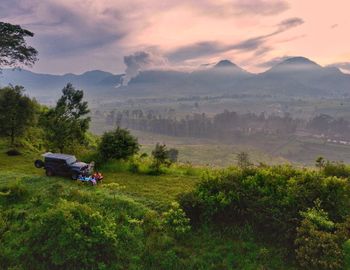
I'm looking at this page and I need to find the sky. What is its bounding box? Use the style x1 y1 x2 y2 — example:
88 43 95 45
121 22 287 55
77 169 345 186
1 0 350 75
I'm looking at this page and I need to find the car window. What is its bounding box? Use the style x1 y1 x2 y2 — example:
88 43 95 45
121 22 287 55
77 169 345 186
66 156 77 165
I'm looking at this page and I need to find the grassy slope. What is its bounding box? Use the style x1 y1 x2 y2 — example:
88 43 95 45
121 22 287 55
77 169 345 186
0 144 294 269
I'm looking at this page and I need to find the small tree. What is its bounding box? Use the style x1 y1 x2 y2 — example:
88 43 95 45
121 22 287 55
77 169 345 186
0 22 38 69
41 83 90 153
236 151 252 168
295 204 343 270
0 85 36 146
98 127 139 161
151 143 171 172
315 156 326 169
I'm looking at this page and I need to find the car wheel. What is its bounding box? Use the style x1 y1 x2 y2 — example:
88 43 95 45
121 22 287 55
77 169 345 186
34 159 44 168
71 172 79 180
46 168 54 177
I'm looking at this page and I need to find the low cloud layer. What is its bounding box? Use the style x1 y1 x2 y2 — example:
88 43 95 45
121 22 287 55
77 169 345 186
327 62 350 73
257 56 295 68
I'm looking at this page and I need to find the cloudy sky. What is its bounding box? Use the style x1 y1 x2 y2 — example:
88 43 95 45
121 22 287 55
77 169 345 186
1 0 350 74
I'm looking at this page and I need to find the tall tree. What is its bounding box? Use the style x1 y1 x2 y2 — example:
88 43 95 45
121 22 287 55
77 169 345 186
0 85 36 146
0 22 38 69
41 83 90 153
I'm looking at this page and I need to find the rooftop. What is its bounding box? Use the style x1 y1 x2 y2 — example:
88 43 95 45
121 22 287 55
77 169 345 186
42 152 75 160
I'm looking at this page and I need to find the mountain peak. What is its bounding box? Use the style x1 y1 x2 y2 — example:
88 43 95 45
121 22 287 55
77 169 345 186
214 60 237 68
278 57 321 68
265 57 323 74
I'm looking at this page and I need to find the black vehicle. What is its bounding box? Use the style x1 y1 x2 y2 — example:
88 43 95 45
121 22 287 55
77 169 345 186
34 153 94 180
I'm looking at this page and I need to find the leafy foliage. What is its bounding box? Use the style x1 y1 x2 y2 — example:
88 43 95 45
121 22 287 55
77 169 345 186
0 85 36 146
23 200 121 269
343 240 350 270
179 165 350 246
323 160 350 178
40 83 90 153
0 22 38 69
151 143 171 173
162 202 191 237
295 205 343 270
98 127 139 161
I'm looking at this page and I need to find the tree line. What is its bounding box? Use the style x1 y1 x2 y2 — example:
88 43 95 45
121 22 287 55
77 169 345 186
105 108 350 141
105 109 299 140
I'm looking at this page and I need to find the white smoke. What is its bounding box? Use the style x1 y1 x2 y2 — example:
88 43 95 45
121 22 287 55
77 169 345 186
122 51 168 85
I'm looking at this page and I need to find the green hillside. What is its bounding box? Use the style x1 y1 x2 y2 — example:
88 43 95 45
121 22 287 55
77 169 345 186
0 142 295 269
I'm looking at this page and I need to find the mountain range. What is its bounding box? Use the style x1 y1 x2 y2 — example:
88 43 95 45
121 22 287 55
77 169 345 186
1 57 349 102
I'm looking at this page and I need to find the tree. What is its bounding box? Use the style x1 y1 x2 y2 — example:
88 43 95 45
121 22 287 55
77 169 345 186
41 83 90 153
98 127 139 161
151 143 171 172
0 85 36 146
0 22 38 69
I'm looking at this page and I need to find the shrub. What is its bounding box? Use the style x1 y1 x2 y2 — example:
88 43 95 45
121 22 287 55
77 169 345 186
295 206 343 270
178 191 204 226
323 161 350 178
179 165 350 246
343 240 350 270
162 202 191 238
21 200 138 269
98 127 139 161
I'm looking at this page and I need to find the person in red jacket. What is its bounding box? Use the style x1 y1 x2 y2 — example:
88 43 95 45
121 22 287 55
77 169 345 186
92 172 103 182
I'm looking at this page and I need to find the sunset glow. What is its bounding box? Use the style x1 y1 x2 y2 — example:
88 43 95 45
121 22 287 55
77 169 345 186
1 0 349 74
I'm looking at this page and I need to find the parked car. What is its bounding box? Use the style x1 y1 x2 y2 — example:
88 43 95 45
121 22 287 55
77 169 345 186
34 152 94 180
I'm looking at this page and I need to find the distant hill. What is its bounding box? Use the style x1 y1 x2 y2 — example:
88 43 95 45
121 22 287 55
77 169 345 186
0 69 124 102
122 57 350 98
1 57 350 102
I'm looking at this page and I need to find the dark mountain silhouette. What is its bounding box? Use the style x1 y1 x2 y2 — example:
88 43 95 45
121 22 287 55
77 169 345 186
1 57 350 101
0 69 123 101
258 57 350 96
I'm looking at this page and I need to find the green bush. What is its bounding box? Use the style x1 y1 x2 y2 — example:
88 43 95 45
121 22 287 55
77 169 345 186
98 127 139 161
295 206 343 270
21 200 142 269
179 165 350 245
343 240 350 270
162 202 191 238
323 161 350 178
177 191 204 226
